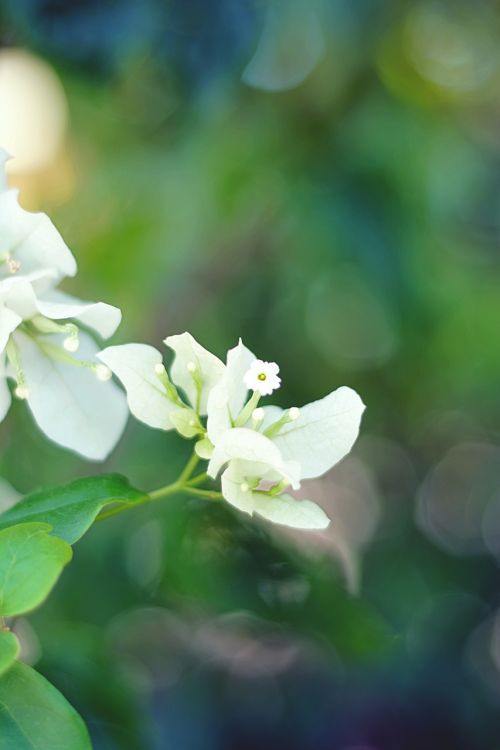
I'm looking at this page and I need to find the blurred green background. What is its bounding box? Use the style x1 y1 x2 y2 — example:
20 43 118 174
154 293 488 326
1 0 500 747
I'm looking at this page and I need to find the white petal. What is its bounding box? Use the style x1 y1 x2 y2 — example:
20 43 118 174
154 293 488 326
220 461 329 528
164 332 224 414
271 387 365 479
1 275 40 321
98 343 176 430
207 427 300 488
220 464 255 514
36 289 121 339
206 339 254 443
15 331 127 460
169 408 201 438
0 190 76 278
252 493 330 530
0 302 21 353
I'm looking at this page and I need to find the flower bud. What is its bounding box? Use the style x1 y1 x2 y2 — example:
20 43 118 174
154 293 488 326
95 364 112 382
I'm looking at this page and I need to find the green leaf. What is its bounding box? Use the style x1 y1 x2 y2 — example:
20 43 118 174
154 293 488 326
0 661 91 749
0 630 19 677
0 523 72 617
0 475 144 545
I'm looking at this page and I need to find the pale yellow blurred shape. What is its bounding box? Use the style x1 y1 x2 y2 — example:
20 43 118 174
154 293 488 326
0 48 68 174
406 2 500 95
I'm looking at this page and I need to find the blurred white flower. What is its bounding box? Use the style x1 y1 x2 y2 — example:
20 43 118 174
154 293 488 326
0 148 127 460
0 49 68 174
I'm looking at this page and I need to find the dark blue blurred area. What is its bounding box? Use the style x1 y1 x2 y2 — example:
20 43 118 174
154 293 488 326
2 0 258 83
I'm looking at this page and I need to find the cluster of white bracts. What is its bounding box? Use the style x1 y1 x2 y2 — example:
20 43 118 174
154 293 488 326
0 147 365 529
98 335 365 530
0 149 127 459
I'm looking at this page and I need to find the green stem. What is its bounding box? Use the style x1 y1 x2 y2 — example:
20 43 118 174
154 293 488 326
186 472 208 487
233 390 261 427
96 452 218 523
177 452 199 484
183 487 222 501
96 494 151 522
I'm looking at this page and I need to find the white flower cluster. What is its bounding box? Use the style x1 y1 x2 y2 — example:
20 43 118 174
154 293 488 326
0 149 127 459
0 146 365 530
99 336 365 530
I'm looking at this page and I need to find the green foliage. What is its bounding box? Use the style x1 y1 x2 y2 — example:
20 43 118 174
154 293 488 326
0 523 72 617
0 661 91 749
0 630 19 677
0 475 144 545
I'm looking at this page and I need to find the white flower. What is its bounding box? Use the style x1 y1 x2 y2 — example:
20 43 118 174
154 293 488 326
0 148 127 460
206 426 331 527
205 339 365 529
243 358 281 396
97 332 225 433
99 333 365 531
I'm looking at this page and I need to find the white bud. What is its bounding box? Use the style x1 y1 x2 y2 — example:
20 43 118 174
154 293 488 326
288 407 300 421
14 385 30 400
8 259 21 274
186 361 197 373
95 364 112 382
154 363 166 375
240 482 249 493
63 336 79 353
252 407 265 422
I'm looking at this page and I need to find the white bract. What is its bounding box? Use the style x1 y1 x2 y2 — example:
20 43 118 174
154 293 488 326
0 148 127 460
99 334 365 531
205 339 365 530
97 332 224 436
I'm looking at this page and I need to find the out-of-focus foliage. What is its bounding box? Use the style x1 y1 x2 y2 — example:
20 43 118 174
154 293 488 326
1 0 500 747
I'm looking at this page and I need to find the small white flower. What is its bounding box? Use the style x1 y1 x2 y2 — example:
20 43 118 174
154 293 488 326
243 359 281 396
